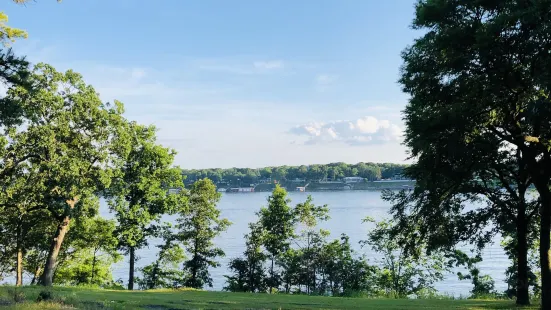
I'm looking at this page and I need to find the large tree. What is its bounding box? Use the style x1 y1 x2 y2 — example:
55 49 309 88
397 1 551 308
0 63 128 286
107 122 185 290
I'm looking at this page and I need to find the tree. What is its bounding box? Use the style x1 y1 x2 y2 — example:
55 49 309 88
447 250 496 298
258 185 295 293
317 234 374 296
362 217 448 298
396 1 551 307
292 195 330 294
0 160 50 286
178 178 230 289
66 216 120 285
502 228 541 299
224 221 268 293
384 144 539 304
136 229 186 290
107 122 185 290
0 63 129 286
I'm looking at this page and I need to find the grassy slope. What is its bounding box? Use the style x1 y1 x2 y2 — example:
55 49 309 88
0 286 540 310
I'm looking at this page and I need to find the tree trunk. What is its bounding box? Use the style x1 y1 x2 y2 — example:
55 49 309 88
190 237 198 288
248 260 253 292
128 246 135 290
41 216 70 286
16 221 23 286
91 248 97 284
516 202 530 305
30 266 41 285
269 257 274 293
540 193 551 310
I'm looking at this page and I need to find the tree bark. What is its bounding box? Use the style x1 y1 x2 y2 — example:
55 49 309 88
41 216 70 286
191 239 198 288
91 248 97 284
16 221 23 286
516 203 530 305
128 246 135 290
540 193 551 310
30 266 41 285
269 257 274 293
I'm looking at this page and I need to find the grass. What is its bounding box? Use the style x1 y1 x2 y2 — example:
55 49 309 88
0 286 541 310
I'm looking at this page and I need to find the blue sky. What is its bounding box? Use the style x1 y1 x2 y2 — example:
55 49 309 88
5 0 419 169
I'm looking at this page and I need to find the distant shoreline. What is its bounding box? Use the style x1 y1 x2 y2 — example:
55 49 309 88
219 180 416 193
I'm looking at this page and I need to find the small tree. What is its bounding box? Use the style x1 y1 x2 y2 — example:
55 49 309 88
258 185 295 293
362 218 448 298
292 195 329 294
137 229 186 290
65 216 120 285
317 234 374 296
447 250 496 298
224 221 267 293
178 178 230 289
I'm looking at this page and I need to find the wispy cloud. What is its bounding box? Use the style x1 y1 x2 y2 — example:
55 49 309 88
253 60 284 70
316 74 338 85
289 116 403 146
314 74 338 92
195 59 285 75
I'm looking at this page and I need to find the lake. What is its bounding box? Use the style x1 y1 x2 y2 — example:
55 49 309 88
101 190 509 296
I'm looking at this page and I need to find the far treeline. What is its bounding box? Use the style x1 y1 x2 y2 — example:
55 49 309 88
181 163 408 186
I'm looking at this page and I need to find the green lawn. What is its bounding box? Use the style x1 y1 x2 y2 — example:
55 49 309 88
0 286 540 310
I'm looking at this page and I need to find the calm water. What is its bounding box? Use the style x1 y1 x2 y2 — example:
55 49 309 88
100 190 509 296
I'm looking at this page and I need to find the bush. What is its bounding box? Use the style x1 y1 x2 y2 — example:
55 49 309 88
36 290 54 302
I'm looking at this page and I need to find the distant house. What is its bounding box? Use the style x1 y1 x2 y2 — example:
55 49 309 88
290 178 306 183
343 177 364 183
392 174 410 181
227 187 255 193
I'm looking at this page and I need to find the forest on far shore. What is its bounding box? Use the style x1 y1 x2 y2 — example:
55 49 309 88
181 162 408 186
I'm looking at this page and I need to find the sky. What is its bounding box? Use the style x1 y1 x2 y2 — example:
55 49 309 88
5 0 420 169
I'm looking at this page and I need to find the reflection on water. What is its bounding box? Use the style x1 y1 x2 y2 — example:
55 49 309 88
101 191 507 296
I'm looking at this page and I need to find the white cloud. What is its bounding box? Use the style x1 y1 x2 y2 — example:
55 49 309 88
131 68 146 79
289 116 403 146
194 58 285 75
253 60 284 70
316 74 338 85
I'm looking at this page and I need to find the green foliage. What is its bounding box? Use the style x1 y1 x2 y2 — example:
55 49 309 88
181 162 406 187
0 62 131 286
448 250 496 298
107 121 186 289
258 185 295 292
0 12 27 45
53 248 115 287
317 234 375 297
178 178 230 289
362 217 448 298
136 231 186 290
397 0 551 307
502 234 541 298
53 216 121 287
227 196 377 297
224 221 268 293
